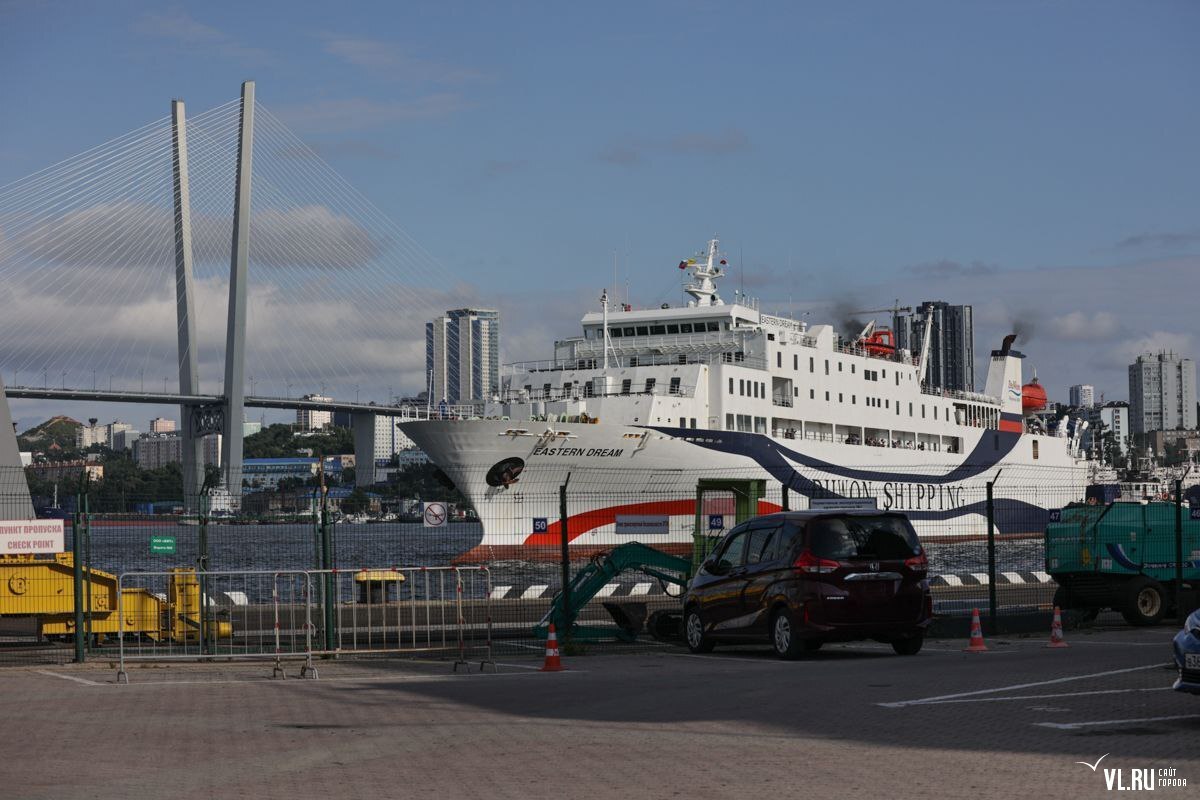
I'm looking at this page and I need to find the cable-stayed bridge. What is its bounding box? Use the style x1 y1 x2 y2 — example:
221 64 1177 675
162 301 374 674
0 81 475 512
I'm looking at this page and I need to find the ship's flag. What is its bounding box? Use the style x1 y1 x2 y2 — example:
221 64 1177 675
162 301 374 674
678 260 688 270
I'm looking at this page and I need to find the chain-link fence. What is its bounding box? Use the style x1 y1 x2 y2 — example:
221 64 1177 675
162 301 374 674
2 463 1196 667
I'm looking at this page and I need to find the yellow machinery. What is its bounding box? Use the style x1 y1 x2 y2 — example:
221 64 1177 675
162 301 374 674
0 554 231 642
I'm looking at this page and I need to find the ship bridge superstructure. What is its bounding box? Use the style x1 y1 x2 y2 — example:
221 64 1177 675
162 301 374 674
484 237 1067 460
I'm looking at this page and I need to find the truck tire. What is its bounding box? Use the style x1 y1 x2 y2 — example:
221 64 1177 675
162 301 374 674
1120 577 1166 626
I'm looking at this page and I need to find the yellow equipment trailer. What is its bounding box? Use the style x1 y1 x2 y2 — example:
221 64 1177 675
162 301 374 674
0 554 230 642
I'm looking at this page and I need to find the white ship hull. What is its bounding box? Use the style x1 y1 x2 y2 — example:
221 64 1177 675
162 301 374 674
402 418 1088 563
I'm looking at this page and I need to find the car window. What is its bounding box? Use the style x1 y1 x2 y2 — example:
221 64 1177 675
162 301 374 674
717 531 750 567
710 523 748 562
745 525 780 565
807 515 920 560
763 520 802 561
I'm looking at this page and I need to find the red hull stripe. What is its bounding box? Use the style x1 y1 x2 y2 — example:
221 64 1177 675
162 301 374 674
523 499 783 546
998 419 1023 433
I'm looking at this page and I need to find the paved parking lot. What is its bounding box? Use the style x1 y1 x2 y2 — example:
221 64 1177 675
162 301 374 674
2 624 1196 799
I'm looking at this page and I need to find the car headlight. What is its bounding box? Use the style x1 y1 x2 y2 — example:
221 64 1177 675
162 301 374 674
1187 609 1200 639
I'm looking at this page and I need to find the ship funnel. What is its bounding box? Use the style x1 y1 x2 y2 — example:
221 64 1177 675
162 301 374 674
985 334 1025 420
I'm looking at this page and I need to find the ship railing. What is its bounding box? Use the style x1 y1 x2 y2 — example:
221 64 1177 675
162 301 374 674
571 330 745 357
831 341 919 365
919 385 1000 405
505 351 768 374
500 383 698 403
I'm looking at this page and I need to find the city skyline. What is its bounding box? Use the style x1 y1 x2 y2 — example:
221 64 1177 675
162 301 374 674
2 2 1198 425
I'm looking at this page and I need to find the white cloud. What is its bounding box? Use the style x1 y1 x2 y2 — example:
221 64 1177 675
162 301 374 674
1048 310 1120 341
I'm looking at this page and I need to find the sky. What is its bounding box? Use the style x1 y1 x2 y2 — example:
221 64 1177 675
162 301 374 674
1 0 1198 432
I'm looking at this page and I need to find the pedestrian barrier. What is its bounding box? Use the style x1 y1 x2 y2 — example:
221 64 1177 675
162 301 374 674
116 569 315 683
306 566 495 672
115 566 495 682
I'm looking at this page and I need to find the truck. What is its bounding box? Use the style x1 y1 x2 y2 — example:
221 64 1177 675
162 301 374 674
1045 501 1200 625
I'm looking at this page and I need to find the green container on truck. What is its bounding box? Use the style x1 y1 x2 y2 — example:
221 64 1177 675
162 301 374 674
1045 501 1200 625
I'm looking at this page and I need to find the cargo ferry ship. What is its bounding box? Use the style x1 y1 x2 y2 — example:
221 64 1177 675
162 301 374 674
402 238 1090 561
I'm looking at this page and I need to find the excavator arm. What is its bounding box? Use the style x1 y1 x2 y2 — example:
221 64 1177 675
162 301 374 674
535 542 692 641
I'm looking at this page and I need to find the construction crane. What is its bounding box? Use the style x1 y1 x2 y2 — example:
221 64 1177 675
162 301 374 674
850 299 912 317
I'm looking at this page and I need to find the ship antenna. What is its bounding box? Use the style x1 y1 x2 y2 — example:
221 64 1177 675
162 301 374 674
601 288 611 371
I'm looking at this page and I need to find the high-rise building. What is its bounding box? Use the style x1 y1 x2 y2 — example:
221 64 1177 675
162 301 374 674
297 395 332 430
133 433 221 470
426 309 500 404
149 417 176 433
1068 384 1094 408
893 301 974 392
75 421 107 449
1080 402 1130 459
112 428 141 451
1128 351 1197 435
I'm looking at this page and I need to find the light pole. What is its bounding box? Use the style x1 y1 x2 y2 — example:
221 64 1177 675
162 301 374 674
60 369 66 390
42 368 47 389
355 384 360 404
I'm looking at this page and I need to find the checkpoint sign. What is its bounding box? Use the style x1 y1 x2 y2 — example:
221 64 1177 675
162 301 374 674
423 501 448 528
1191 508 1200 521
1048 509 1062 523
0 520 64 555
708 514 725 531
532 517 549 534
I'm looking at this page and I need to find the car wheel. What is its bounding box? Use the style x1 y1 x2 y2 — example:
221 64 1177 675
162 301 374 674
770 608 806 660
892 634 924 656
684 608 714 653
1120 577 1166 626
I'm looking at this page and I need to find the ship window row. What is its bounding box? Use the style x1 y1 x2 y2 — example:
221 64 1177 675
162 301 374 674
767 418 962 452
607 321 723 338
725 413 768 434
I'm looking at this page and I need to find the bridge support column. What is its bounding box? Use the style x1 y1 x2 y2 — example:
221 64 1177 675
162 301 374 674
222 81 254 498
171 99 204 510
352 412 378 488
0 374 35 518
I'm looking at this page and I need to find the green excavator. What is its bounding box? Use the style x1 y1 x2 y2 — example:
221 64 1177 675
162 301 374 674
533 542 692 642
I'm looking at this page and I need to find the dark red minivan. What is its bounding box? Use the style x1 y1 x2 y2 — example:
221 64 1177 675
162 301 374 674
683 510 933 659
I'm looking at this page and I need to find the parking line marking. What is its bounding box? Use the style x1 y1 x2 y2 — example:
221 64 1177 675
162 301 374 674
1033 714 1200 731
1001 572 1023 584
940 575 963 587
595 584 619 597
666 653 800 665
489 586 512 599
970 573 989 585
904 686 1172 705
630 582 652 596
521 584 549 599
1033 571 1052 583
878 663 1162 707
34 669 101 686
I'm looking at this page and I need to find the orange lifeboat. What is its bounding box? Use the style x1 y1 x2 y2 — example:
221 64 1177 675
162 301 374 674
1022 375 1047 415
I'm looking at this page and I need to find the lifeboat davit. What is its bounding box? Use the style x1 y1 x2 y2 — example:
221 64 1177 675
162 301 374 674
1022 375 1047 415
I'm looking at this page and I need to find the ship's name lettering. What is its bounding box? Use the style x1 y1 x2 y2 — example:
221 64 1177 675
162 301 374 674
531 445 625 458
810 479 966 511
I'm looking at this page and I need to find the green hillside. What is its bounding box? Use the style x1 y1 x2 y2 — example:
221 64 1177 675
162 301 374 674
17 415 81 454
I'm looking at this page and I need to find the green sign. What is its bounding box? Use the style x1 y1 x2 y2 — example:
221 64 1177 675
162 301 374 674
150 535 176 555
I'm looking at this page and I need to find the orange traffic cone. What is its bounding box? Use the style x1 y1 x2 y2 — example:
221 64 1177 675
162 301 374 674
964 608 988 652
1046 606 1069 648
540 623 565 672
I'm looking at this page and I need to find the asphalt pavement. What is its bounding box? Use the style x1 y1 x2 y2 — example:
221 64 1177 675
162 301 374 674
2 622 1196 800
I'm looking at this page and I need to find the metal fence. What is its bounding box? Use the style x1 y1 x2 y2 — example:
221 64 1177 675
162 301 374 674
113 566 494 681
2 463 1196 668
